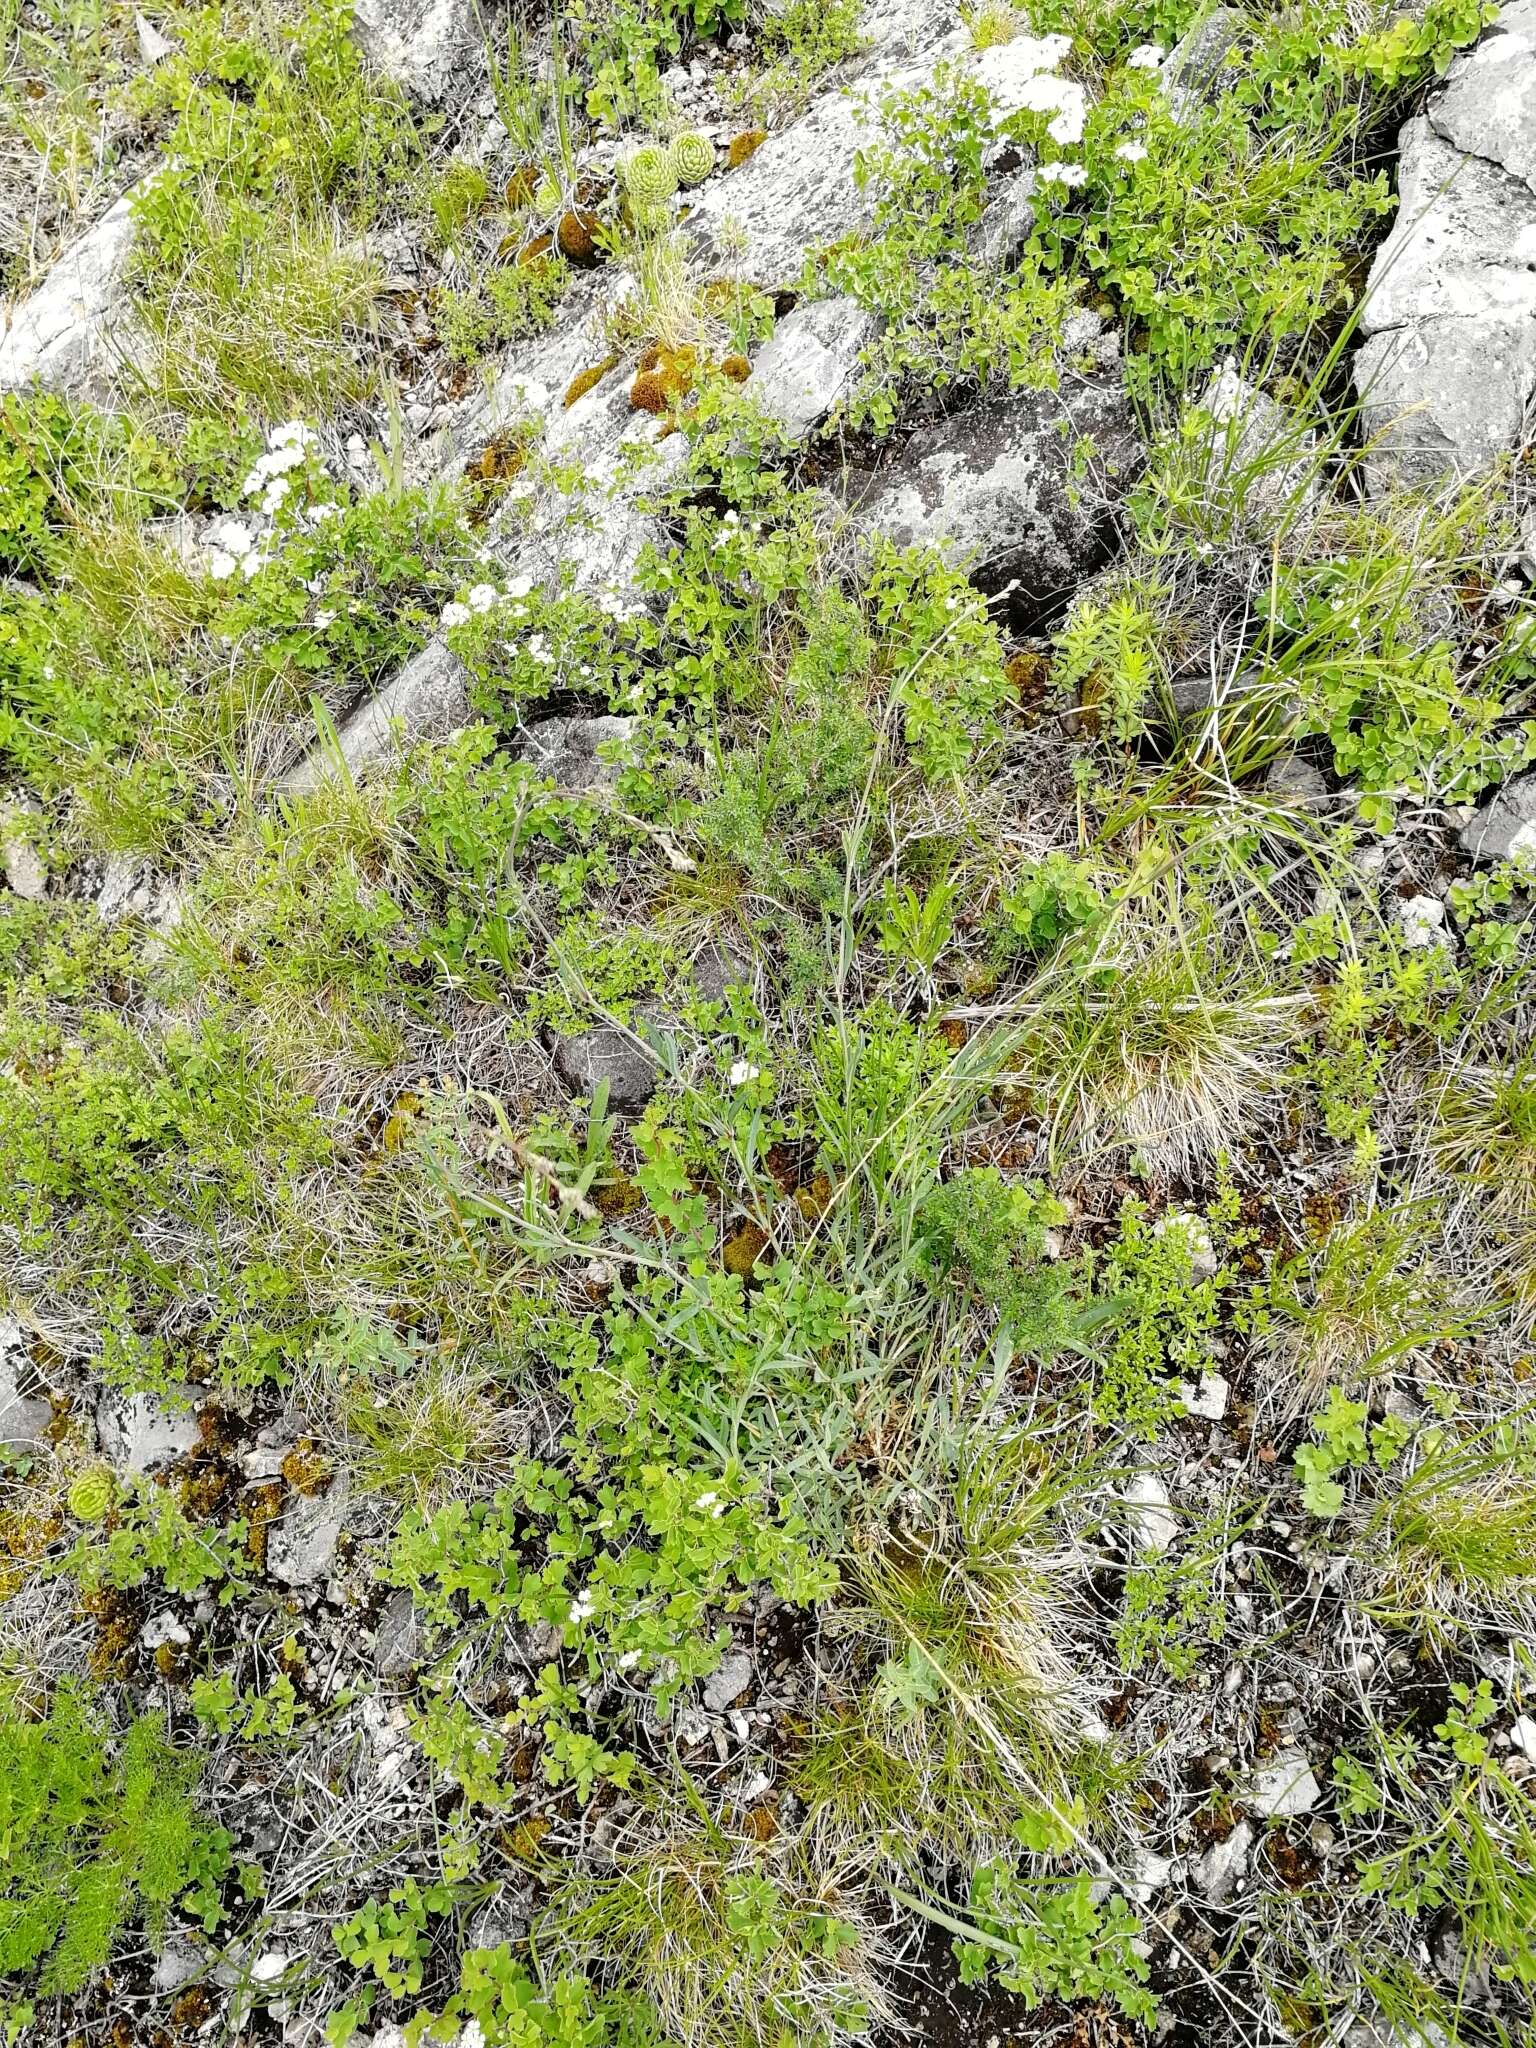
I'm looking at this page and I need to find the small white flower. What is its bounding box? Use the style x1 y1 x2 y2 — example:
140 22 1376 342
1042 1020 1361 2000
1037 160 1088 187
467 582 499 612
1047 106 1085 145
440 600 472 629
261 475 291 514
207 549 238 581
617 1649 642 1671
308 501 340 523
1115 141 1149 163
694 1492 718 1512
504 572 535 600
270 420 315 449
240 550 269 580
727 1059 761 1087
1127 41 1164 68
313 609 337 629
568 1589 596 1625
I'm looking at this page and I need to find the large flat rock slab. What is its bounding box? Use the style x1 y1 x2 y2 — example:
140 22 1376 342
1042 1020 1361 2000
0 186 146 401
1356 4 1536 482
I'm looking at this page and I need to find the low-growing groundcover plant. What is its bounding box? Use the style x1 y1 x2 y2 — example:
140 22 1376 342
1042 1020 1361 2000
3 2 1536 2047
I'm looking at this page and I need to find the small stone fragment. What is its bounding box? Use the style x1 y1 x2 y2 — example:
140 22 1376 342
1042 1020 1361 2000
374 1588 420 1679
1124 1472 1178 1557
1248 1748 1322 1819
702 1651 753 1713
1193 1818 1253 1903
1397 894 1446 949
520 714 637 795
1181 1371 1230 1421
1459 770 1536 864
1162 7 1247 122
0 802 47 900
267 1477 348 1589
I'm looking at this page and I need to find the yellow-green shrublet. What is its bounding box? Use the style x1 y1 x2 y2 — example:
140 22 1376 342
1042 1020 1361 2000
670 131 715 187
68 1468 117 1523
622 143 679 210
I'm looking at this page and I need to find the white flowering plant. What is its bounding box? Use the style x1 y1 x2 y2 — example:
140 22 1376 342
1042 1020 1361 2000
438 573 654 724
207 423 472 686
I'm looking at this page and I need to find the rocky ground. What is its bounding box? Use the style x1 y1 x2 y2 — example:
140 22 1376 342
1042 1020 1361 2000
3 3 1536 2047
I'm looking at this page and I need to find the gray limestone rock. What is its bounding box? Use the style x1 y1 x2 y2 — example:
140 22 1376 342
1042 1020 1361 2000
0 1319 50 1452
748 298 877 440
973 165 1039 269
97 1385 202 1473
1458 768 1536 862
374 1588 420 1679
1266 753 1330 805
552 1008 669 1112
683 11 961 289
1356 9 1536 483
1432 0 1536 188
846 355 1142 609
1 800 47 901
1163 7 1247 123
551 942 750 1111
1124 1471 1178 1557
277 638 471 796
267 1476 349 1588
683 16 1072 294
519 715 637 795
0 185 147 402
352 0 478 103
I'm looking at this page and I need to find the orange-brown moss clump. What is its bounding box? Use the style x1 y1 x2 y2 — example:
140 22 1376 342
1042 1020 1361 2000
629 344 698 413
720 354 752 383
556 208 602 265
564 353 620 408
505 163 539 208
630 371 668 414
517 232 554 267
728 128 768 169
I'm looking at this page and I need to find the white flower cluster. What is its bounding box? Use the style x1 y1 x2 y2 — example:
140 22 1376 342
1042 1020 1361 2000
205 419 339 582
240 419 319 516
972 32 1164 195
206 518 267 583
439 571 536 631
1009 68 1087 147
